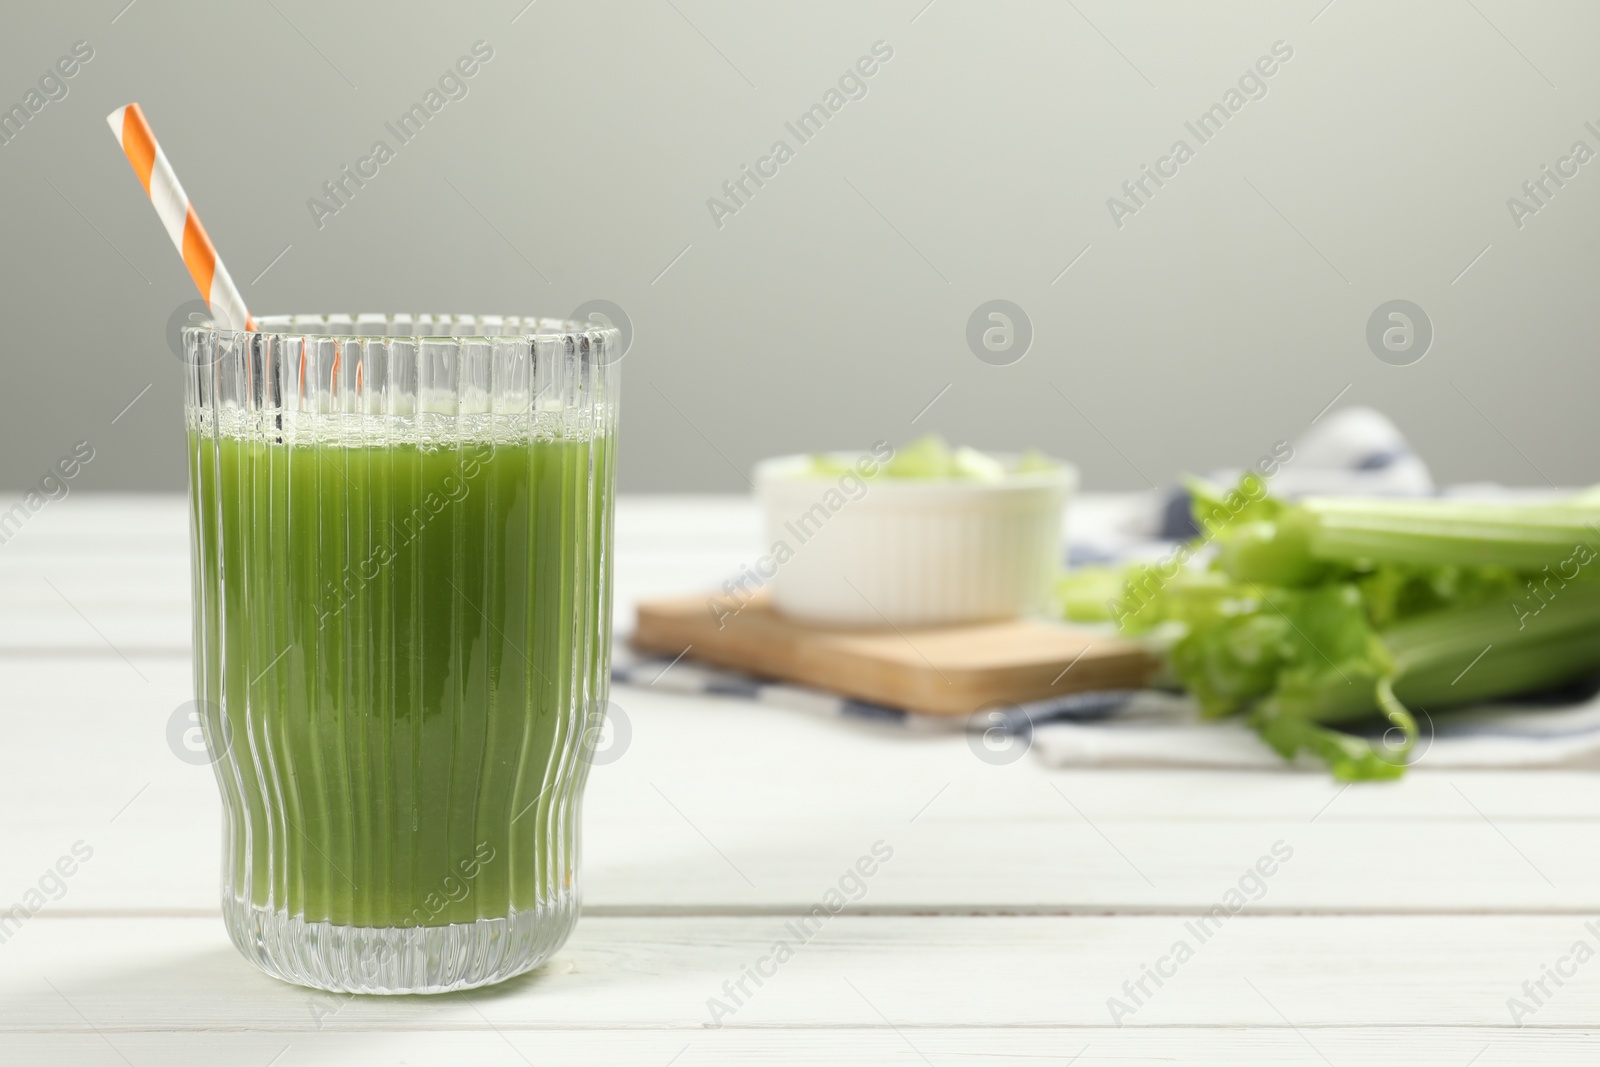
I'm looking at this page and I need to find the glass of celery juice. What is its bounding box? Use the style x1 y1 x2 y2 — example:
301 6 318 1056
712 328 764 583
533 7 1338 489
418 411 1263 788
184 314 618 994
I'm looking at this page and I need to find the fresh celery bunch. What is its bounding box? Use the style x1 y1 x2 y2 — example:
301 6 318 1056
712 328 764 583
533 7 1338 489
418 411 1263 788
1059 481 1600 780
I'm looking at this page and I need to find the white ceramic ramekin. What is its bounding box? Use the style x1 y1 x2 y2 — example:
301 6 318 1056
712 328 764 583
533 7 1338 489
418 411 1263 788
752 452 1076 626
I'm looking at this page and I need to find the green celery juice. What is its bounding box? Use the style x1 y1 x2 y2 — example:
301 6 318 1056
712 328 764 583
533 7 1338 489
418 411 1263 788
189 425 614 930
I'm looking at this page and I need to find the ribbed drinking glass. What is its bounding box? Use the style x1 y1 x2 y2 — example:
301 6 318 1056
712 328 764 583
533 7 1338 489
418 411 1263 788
183 313 618 994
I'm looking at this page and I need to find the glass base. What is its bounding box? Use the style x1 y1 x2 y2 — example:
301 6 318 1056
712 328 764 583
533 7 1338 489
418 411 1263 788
222 894 579 994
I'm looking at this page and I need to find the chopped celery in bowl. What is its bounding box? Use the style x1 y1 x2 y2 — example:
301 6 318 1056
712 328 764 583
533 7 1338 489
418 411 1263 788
801 435 1063 483
752 436 1075 625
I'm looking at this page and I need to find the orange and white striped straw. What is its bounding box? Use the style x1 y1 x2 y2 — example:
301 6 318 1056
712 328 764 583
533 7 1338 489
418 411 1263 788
106 103 255 332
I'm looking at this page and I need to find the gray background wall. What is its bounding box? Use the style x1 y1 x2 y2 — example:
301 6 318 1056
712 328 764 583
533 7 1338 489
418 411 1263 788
2 0 1596 494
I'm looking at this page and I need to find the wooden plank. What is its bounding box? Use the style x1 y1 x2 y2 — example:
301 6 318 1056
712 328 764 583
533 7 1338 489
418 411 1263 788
5 661 1600 915
0 493 764 556
2 915 1598 1030
0 495 758 652
633 593 1153 715
0 1028 1593 1066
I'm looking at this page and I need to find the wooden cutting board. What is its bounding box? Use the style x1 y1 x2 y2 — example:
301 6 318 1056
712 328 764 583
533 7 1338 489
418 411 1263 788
631 592 1156 716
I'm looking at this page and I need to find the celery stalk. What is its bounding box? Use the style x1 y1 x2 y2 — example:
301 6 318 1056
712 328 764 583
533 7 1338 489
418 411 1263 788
1056 481 1600 780
1386 581 1600 707
1301 497 1600 571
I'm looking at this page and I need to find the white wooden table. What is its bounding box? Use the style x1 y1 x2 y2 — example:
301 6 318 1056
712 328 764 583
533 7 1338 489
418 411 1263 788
3 495 1598 1065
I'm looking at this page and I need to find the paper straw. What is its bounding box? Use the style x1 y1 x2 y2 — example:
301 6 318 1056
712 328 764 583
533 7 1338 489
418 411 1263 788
105 103 255 331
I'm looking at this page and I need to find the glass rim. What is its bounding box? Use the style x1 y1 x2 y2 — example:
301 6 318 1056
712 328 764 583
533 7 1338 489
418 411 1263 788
184 312 621 345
